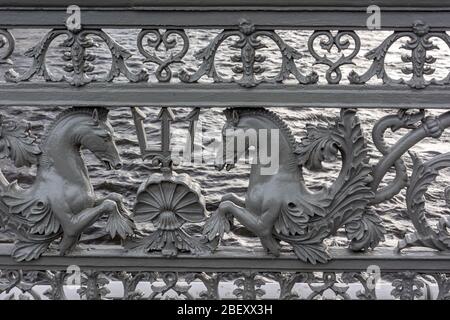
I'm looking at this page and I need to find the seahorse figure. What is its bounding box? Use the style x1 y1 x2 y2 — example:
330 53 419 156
0 107 134 261
203 108 382 264
203 107 449 263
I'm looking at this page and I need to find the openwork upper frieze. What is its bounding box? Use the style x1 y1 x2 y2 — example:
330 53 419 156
2 20 450 89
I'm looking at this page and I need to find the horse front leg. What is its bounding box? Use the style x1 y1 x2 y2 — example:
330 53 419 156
220 193 245 207
215 201 281 256
96 193 135 239
59 200 119 255
95 192 127 210
217 193 245 231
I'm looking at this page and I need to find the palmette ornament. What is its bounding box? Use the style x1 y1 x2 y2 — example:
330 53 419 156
131 172 211 257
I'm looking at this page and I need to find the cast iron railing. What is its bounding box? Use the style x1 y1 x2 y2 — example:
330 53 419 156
1 0 450 300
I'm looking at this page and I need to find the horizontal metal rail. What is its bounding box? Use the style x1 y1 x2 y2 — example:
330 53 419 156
2 0 450 301
2 3 450 29
0 244 448 273
5 0 450 7
1 83 450 108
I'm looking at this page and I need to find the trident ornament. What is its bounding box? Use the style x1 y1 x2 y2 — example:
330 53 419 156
131 107 176 172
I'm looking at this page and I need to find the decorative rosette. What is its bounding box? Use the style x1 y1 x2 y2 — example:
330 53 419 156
131 172 210 256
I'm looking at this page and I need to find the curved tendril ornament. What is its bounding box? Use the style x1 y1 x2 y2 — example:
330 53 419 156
348 20 450 89
5 28 149 86
0 29 15 65
398 151 450 252
137 29 189 82
308 30 360 84
179 19 318 87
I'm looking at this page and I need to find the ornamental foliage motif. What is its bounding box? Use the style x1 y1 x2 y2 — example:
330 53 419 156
2 20 450 88
1 269 449 300
2 17 450 293
3 104 450 263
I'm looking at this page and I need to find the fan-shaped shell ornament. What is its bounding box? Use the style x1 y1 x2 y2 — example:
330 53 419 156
132 173 210 256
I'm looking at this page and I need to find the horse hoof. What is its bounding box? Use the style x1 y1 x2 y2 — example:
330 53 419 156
261 236 280 256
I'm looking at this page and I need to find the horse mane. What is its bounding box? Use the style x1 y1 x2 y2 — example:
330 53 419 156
225 108 298 151
42 107 109 145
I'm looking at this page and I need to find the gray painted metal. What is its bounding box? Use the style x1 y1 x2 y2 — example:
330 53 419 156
0 108 135 261
2 9 450 29
5 0 450 7
2 1 450 29
0 243 448 273
2 0 450 300
0 84 449 108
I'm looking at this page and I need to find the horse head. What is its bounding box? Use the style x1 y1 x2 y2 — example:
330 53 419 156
79 108 122 170
214 108 263 171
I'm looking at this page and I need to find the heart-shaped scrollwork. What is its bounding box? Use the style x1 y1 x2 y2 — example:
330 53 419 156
308 30 360 84
137 29 189 82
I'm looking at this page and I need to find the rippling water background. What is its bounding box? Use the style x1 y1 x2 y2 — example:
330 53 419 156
2 29 450 248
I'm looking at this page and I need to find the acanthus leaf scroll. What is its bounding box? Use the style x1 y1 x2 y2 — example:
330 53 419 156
179 19 318 87
5 28 149 86
0 115 40 168
3 20 450 88
397 151 450 252
349 20 450 89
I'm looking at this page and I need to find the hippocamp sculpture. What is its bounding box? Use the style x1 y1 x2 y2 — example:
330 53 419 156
203 107 448 264
2 106 450 264
203 108 377 264
0 108 134 261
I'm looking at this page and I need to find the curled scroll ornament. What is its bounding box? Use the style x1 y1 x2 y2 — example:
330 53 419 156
307 273 350 300
0 270 44 300
308 30 360 84
179 20 318 88
5 29 149 86
137 29 189 82
0 29 14 65
390 272 425 300
77 271 111 300
349 20 450 89
425 273 450 300
149 272 193 300
397 151 450 251
370 109 425 204
2 269 447 300
364 108 450 253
